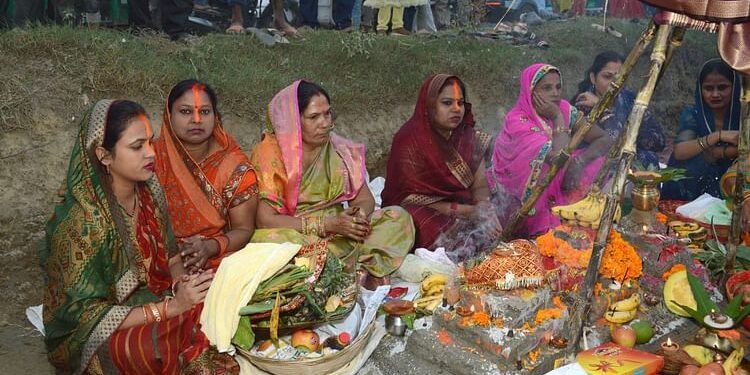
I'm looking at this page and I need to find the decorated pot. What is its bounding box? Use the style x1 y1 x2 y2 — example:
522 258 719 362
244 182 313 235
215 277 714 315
632 183 660 212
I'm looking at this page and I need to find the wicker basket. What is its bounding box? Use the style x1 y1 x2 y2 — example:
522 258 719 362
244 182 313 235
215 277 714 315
237 321 375 375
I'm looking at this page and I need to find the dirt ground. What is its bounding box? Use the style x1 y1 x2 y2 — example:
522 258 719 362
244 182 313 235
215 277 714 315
0 22 716 374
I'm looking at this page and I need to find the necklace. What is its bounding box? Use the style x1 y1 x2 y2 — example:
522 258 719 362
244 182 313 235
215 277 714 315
120 189 139 218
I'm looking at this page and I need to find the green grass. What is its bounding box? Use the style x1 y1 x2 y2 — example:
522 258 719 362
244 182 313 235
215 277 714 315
0 18 718 169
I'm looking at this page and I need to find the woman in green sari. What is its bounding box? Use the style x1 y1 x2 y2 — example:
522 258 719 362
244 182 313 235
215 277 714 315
250 81 415 286
40 100 235 375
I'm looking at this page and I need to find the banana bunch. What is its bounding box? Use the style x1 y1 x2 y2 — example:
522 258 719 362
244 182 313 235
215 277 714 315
415 274 448 313
668 221 707 251
723 346 744 375
604 293 640 324
551 190 621 229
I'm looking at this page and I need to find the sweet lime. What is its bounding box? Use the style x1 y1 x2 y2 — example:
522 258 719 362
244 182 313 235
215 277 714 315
630 320 654 344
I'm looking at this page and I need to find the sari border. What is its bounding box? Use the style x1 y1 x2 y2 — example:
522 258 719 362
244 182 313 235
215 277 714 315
402 194 445 207
77 306 130 375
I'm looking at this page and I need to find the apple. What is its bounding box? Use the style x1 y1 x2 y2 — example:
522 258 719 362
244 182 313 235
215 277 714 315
291 329 320 352
611 326 637 348
680 365 700 375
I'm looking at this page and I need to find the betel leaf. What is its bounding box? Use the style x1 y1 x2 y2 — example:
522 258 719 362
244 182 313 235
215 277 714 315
401 313 417 330
232 315 256 350
685 271 719 317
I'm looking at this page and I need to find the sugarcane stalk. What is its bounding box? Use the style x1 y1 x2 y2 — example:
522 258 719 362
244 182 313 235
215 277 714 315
569 23 673 350
500 21 658 240
591 27 685 189
722 75 750 289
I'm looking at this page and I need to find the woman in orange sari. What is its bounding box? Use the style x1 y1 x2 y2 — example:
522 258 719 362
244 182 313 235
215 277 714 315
154 80 258 273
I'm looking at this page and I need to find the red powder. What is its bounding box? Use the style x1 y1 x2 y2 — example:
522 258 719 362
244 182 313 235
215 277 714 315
437 329 453 346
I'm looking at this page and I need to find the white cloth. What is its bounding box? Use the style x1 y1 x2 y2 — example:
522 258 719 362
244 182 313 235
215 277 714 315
26 304 45 335
200 242 300 355
414 247 455 266
369 176 385 208
676 193 730 224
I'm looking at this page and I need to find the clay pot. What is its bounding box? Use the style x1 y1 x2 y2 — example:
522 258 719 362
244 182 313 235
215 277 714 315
725 271 750 330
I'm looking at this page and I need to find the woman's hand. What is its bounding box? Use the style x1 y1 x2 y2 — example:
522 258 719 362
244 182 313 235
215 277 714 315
324 208 371 241
474 200 502 238
720 130 740 145
172 269 214 314
179 236 218 274
562 158 585 193
533 92 562 121
575 92 599 110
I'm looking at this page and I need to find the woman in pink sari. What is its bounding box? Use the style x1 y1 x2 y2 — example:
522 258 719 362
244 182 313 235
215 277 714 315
488 63 611 237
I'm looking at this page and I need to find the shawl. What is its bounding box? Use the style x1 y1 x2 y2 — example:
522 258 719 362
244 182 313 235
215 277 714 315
382 74 491 208
40 100 175 374
250 80 367 216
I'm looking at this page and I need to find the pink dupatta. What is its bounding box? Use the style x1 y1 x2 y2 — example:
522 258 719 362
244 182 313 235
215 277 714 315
252 80 367 216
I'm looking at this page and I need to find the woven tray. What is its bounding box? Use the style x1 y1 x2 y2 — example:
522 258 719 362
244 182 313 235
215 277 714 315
658 200 728 241
237 321 375 375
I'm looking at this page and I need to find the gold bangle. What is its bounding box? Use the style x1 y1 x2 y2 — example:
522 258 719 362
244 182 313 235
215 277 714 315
697 136 706 151
163 299 169 319
149 302 162 323
142 305 151 324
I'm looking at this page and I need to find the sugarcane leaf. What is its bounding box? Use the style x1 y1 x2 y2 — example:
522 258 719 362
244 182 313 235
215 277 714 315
270 292 281 346
232 316 256 350
726 293 744 317
672 301 706 325
302 290 327 319
239 300 275 315
733 303 750 324
685 271 719 317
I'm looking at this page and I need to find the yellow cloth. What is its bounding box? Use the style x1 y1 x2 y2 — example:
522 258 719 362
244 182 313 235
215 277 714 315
200 242 300 354
377 6 404 30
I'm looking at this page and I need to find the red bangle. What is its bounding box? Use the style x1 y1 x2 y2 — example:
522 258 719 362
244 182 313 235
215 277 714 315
450 202 458 216
212 235 229 256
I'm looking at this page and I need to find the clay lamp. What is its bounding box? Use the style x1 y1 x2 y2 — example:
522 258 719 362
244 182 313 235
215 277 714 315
661 337 680 353
456 304 475 317
383 300 415 316
549 335 568 349
703 309 734 330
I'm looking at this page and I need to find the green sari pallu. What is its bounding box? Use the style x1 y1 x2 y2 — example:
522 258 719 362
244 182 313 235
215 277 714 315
250 80 415 278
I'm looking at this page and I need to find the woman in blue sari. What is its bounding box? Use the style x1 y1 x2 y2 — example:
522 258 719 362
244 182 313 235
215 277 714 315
662 59 742 201
573 50 666 169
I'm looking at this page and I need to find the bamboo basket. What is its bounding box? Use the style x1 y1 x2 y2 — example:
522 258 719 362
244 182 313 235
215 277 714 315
237 321 375 375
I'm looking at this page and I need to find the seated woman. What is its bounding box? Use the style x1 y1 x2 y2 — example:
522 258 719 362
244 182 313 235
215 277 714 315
573 50 666 169
250 81 414 285
662 59 741 201
41 100 234 374
154 80 258 273
489 63 612 237
382 74 500 261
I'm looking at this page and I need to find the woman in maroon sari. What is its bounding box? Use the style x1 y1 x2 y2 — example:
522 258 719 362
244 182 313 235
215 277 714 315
382 74 500 261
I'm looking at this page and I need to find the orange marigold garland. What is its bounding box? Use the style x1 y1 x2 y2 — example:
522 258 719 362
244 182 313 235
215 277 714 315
536 226 642 281
534 307 563 325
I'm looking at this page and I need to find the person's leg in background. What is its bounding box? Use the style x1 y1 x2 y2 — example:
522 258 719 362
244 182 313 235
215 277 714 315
402 6 414 31
225 0 246 33
0 0 8 27
389 6 407 34
299 0 319 27
272 0 297 35
160 0 193 40
128 0 154 28
333 0 353 29
376 6 391 33
14 0 45 24
351 0 362 30
361 4 374 32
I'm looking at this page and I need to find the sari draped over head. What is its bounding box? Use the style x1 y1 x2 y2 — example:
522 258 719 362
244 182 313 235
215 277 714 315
154 101 257 269
39 100 168 373
579 88 666 168
381 74 491 249
251 80 414 277
488 63 601 237
663 59 742 201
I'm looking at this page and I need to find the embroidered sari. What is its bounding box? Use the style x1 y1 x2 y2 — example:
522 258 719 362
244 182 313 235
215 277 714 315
488 63 602 238
154 103 258 269
250 81 414 277
381 74 492 251
662 60 742 201
40 100 237 375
